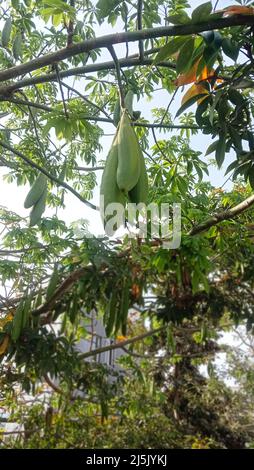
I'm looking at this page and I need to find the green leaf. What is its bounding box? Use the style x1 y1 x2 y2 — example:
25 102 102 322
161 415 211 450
222 38 239 62
248 166 254 190
175 94 209 118
167 11 191 25
96 0 120 20
225 159 239 175
215 133 226 168
209 89 223 125
228 88 246 107
192 2 212 23
176 38 195 74
200 31 214 44
203 46 219 69
153 37 189 65
205 139 219 156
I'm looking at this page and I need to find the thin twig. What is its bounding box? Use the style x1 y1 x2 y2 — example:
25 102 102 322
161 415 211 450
108 45 125 108
54 63 69 118
137 0 144 60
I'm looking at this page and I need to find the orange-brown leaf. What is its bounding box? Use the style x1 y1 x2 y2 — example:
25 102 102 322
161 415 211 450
116 335 127 342
223 6 254 16
174 60 199 86
0 334 10 356
181 83 208 105
198 66 215 82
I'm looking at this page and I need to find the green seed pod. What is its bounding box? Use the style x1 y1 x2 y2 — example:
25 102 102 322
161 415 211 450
24 174 47 209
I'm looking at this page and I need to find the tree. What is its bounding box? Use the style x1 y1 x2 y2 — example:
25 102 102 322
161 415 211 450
1 0 254 449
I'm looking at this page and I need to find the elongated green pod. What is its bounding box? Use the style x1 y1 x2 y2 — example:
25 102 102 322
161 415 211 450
105 293 118 337
113 99 121 127
116 110 140 192
100 133 126 230
29 186 47 227
13 33 22 60
113 90 134 127
22 295 32 329
129 147 148 205
124 90 134 116
24 173 47 209
46 265 59 301
115 279 129 335
2 18 12 48
11 300 25 342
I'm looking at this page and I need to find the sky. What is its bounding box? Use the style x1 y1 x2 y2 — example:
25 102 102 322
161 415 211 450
0 0 236 239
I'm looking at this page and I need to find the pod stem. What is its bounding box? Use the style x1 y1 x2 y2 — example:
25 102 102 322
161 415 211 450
108 45 125 109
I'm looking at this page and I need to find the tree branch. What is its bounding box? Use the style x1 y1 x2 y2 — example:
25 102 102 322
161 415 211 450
189 194 254 236
0 15 252 83
0 51 167 95
78 327 164 360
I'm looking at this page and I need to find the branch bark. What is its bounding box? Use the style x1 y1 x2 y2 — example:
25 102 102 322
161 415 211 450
0 51 167 95
189 194 254 236
78 327 164 360
0 15 252 83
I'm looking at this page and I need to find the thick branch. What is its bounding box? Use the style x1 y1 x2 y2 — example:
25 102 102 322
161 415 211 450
0 15 252 83
0 52 166 95
0 96 52 112
189 194 254 236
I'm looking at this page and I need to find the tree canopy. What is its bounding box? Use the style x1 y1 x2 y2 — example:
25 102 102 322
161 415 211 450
1 0 254 449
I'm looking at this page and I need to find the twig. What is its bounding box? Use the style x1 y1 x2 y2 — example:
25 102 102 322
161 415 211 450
0 95 52 112
151 127 173 163
108 45 125 108
44 374 64 395
137 0 144 60
160 88 178 124
76 166 104 171
54 63 69 118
